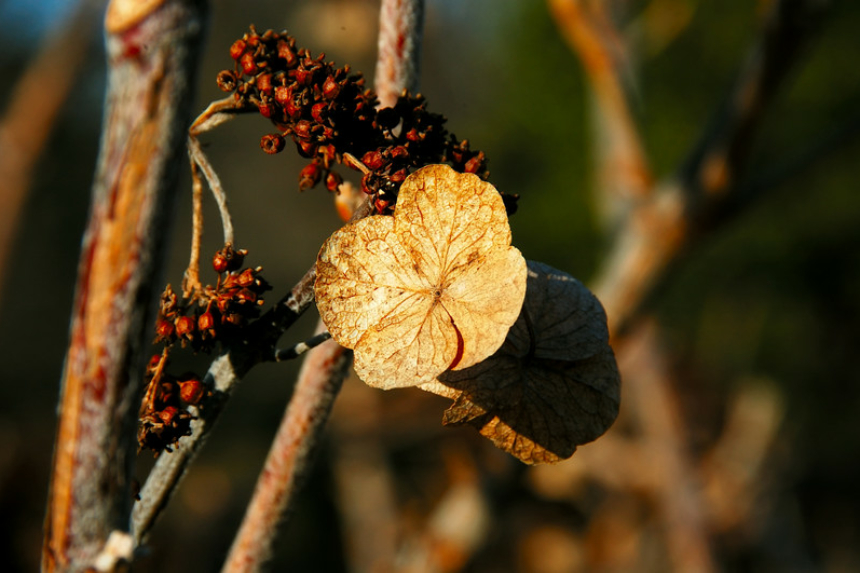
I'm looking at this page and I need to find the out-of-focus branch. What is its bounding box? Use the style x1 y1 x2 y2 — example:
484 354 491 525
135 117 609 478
0 0 103 299
618 321 715 573
375 0 426 107
548 0 652 220
222 337 352 573
42 0 206 571
593 0 829 336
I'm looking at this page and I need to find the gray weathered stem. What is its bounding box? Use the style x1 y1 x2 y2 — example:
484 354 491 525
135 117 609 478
42 1 206 570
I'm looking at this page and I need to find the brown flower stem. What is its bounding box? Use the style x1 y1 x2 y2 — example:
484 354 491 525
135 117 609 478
548 0 652 211
222 337 352 572
375 0 426 107
593 0 829 337
184 96 253 297
41 0 206 570
0 0 102 299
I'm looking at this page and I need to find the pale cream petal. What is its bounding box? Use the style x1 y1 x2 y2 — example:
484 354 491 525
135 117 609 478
315 215 429 349
353 301 459 389
440 246 527 370
395 164 511 280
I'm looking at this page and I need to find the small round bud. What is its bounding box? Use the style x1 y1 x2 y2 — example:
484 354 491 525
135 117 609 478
260 133 285 154
322 75 340 99
229 39 247 60
198 311 216 333
158 406 179 425
256 73 273 93
155 319 175 341
179 377 205 406
175 316 195 339
325 171 343 192
299 162 322 191
361 150 385 171
240 51 257 75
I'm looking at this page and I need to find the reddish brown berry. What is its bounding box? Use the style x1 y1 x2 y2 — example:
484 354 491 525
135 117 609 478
274 85 291 106
322 75 340 99
213 246 246 273
294 67 313 85
311 102 327 123
294 120 312 140
256 73 273 93
361 150 385 171
234 288 258 304
198 311 216 333
158 406 179 425
175 316 195 339
277 39 297 66
325 171 343 192
229 39 246 60
240 51 256 75
390 145 408 160
374 198 390 213
155 318 175 341
179 378 205 406
260 133 285 154
258 102 273 118
297 140 317 157
299 162 322 191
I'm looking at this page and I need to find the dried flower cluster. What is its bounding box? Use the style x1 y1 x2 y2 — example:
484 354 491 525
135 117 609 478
216 26 517 214
154 245 271 353
138 356 206 454
139 246 270 452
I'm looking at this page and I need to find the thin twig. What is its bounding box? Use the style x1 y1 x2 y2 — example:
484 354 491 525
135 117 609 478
222 338 352 572
274 332 332 361
42 0 206 570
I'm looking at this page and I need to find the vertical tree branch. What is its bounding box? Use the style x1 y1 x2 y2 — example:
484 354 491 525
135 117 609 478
375 0 426 107
618 321 716 573
548 0 652 220
222 338 352 572
42 1 206 570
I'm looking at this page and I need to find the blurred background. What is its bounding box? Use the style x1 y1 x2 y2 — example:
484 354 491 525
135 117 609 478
1 0 859 571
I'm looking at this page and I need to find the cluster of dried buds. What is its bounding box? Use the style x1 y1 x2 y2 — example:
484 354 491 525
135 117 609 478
140 246 270 452
138 356 206 454
217 26 517 214
154 245 271 353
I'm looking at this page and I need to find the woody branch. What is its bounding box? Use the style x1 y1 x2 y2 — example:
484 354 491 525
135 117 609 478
41 0 206 570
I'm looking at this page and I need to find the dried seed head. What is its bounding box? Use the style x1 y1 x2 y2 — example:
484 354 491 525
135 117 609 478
260 133 285 154
179 377 205 406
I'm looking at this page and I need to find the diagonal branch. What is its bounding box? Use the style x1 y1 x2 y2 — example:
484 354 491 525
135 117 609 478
592 0 830 336
42 0 206 570
222 337 352 572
